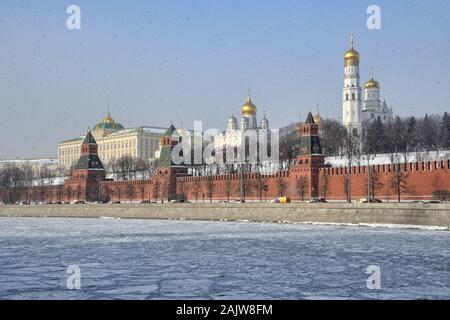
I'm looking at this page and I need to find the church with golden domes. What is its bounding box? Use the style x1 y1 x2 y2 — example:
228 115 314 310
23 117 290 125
342 34 393 138
213 95 270 160
225 95 269 131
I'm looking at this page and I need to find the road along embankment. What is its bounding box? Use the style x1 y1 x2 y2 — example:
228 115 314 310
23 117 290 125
0 203 449 230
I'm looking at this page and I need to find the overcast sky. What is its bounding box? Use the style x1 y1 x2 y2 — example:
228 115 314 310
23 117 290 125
0 0 449 159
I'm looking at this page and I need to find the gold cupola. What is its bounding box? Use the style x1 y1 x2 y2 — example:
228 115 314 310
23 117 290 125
344 33 360 67
242 95 257 116
365 70 380 89
365 78 379 89
103 112 115 124
94 112 125 130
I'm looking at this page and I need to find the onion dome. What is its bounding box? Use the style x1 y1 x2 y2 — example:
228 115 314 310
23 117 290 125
260 112 269 129
313 112 322 125
365 76 380 89
227 115 238 130
241 95 257 116
344 33 360 67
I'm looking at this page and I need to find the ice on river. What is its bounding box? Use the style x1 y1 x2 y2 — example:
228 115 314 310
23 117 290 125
0 217 448 300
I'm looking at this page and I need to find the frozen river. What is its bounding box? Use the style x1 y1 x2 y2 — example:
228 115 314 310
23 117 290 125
0 217 449 300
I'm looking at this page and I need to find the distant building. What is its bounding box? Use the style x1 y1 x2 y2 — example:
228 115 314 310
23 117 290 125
57 113 166 169
0 158 59 175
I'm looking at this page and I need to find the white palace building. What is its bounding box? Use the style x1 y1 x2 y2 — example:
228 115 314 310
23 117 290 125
58 113 166 169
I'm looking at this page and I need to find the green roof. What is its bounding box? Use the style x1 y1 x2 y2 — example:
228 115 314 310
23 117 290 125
164 124 177 136
305 112 315 124
93 122 125 130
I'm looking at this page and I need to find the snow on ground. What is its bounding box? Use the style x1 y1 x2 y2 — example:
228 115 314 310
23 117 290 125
325 150 450 167
0 217 448 300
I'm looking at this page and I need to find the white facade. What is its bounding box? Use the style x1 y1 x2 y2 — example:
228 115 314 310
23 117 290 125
58 114 166 169
342 35 394 137
214 96 270 158
342 64 363 137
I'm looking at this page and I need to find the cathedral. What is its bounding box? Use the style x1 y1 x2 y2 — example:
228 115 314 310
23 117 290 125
342 34 393 138
213 95 270 164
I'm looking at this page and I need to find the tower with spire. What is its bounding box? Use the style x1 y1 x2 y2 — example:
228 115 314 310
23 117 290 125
64 130 107 202
292 112 328 199
342 34 394 139
342 33 363 137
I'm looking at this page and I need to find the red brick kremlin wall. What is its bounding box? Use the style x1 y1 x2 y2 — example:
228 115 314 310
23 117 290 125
319 160 450 201
2 159 449 203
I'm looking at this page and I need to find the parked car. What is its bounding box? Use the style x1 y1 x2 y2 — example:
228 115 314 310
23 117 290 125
355 198 382 203
111 201 121 204
308 197 327 203
74 200 86 204
170 199 190 203
270 197 291 203
414 200 442 204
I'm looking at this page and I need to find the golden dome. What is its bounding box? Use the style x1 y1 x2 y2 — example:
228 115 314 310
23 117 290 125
314 113 322 124
94 112 125 130
344 33 359 66
242 96 257 116
344 48 360 66
365 78 379 89
103 112 115 124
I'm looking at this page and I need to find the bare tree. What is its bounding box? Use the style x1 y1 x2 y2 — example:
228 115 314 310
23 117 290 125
244 179 258 202
152 181 161 203
341 174 352 203
276 176 288 197
364 169 384 200
116 155 136 180
205 175 214 203
65 185 73 203
319 170 330 200
388 165 410 203
75 185 82 202
255 173 268 202
125 183 135 203
139 183 146 202
114 184 122 203
135 158 149 180
296 176 309 202
223 176 233 202
432 189 450 202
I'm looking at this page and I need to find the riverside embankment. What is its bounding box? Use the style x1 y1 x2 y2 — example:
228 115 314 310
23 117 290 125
0 203 449 229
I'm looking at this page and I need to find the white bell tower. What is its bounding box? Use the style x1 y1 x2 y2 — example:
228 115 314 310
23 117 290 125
342 34 362 137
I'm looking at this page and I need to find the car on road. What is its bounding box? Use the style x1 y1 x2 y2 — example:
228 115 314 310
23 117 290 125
170 199 190 203
355 198 382 203
308 197 327 203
